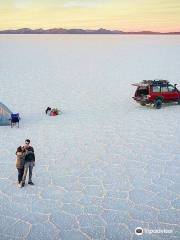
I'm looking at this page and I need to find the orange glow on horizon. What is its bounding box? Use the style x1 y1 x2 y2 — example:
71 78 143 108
0 0 180 32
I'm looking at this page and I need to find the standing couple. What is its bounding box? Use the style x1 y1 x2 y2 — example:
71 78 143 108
16 139 35 188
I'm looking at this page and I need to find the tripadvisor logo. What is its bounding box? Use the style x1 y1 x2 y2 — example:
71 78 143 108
135 227 143 235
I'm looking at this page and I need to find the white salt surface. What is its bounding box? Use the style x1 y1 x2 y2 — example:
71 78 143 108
0 35 180 239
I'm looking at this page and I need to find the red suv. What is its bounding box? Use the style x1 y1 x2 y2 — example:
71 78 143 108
132 79 180 109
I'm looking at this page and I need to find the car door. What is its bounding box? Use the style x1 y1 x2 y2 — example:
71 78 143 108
160 85 169 101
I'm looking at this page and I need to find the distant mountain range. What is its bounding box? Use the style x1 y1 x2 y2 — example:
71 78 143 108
0 28 180 34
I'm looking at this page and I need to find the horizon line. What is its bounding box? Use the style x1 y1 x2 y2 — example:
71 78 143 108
0 27 180 34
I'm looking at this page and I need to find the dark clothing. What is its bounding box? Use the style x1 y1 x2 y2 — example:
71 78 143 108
25 151 35 162
46 107 51 114
25 146 34 153
22 146 35 184
22 162 34 184
24 146 35 163
17 167 24 183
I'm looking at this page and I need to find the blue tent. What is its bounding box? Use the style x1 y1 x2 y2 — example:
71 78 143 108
0 102 12 126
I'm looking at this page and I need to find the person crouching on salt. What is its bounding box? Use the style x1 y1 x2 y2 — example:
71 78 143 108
45 107 51 115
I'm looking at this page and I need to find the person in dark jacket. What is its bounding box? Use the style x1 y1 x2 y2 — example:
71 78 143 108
21 139 35 187
16 146 26 187
45 107 51 115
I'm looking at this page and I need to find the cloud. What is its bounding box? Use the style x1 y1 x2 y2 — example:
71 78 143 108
63 0 110 8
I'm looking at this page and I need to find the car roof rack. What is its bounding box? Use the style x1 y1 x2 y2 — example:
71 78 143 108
142 79 169 85
132 79 169 87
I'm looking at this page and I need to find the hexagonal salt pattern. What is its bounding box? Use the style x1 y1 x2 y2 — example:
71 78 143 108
1 148 179 240
0 35 180 240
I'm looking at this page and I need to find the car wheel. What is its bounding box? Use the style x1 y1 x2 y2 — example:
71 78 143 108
177 98 180 105
154 99 162 109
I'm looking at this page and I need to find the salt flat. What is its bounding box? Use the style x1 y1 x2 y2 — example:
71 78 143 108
0 35 180 239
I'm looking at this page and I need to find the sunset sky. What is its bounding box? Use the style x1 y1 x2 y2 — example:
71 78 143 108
0 0 180 32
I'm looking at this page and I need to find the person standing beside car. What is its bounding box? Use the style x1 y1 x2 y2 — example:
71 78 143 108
21 139 35 187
